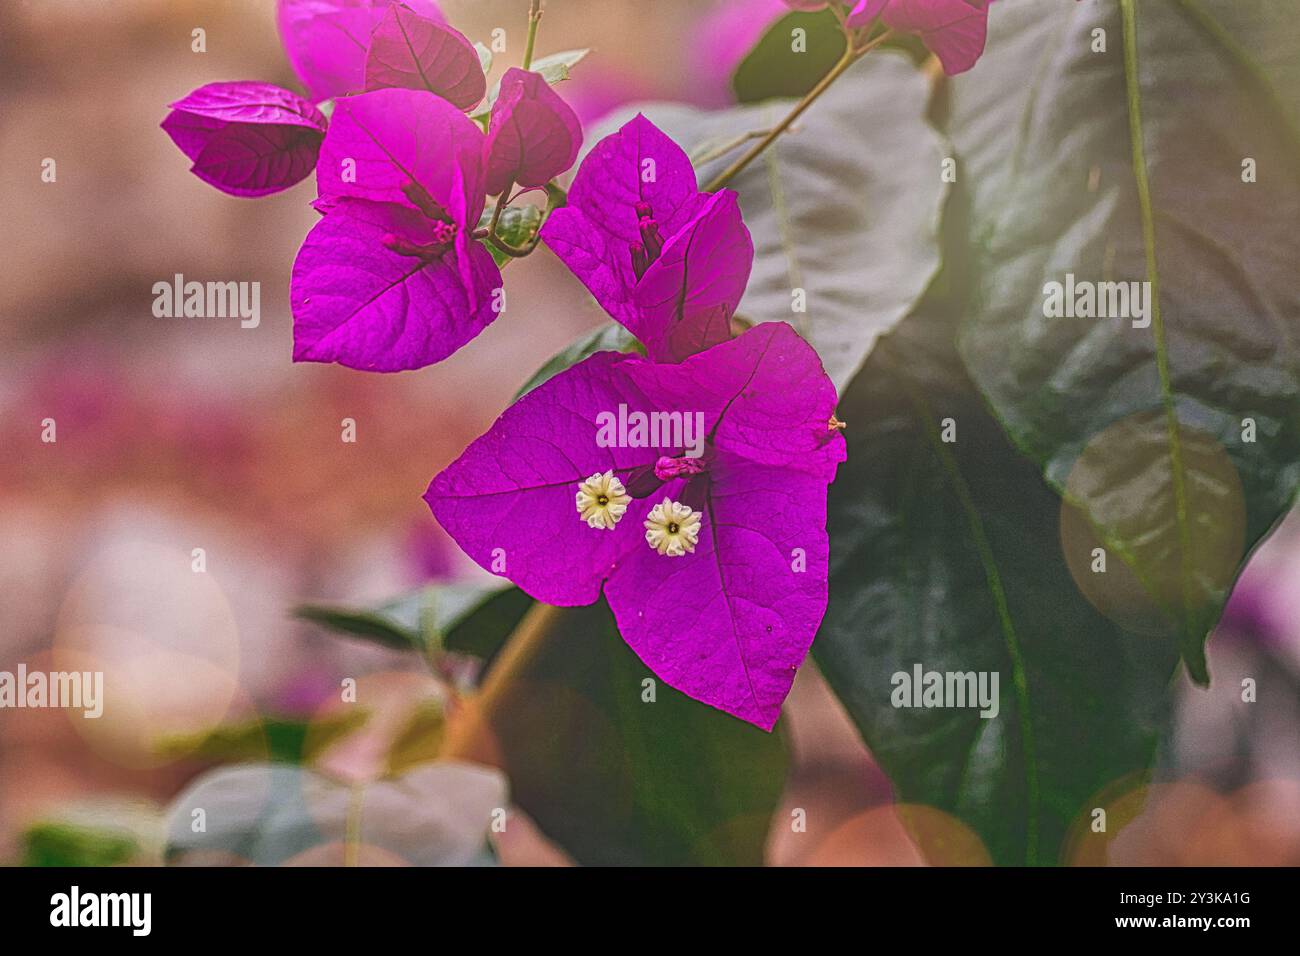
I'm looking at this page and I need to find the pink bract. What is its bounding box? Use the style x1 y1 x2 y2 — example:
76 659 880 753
276 0 448 100
541 115 753 364
425 322 846 729
162 82 327 197
483 68 583 197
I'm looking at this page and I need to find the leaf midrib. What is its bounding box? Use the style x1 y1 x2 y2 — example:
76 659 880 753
886 344 1042 866
1119 0 1199 674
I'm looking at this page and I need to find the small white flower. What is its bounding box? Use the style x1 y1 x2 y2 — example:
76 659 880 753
576 470 631 529
644 497 702 557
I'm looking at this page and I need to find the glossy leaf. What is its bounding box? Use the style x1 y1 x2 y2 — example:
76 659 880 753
458 600 789 865
947 0 1300 680
815 231 1179 864
732 9 847 103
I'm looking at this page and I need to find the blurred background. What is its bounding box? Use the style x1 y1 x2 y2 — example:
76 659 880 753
1 0 1298 866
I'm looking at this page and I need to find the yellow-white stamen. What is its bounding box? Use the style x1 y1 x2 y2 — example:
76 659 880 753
576 470 631 530
644 497 702 557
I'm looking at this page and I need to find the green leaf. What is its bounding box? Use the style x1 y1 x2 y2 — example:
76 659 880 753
386 699 446 776
462 600 788 866
20 801 162 867
514 322 642 400
294 580 520 654
23 823 140 868
732 10 847 104
165 762 506 866
442 586 533 660
470 48 590 121
155 709 370 765
495 203 542 247
478 204 545 267
946 0 1300 680
814 207 1179 864
474 41 493 76
592 53 949 390
528 48 591 86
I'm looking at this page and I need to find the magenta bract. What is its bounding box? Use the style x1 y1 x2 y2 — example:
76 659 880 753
315 87 485 226
162 82 327 197
291 198 502 371
880 0 993 75
425 322 846 729
363 3 486 109
541 114 753 364
293 89 502 371
483 68 583 197
780 0 993 75
276 0 448 101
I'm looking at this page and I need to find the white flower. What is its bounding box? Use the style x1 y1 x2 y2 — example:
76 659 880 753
575 470 631 529
644 497 702 557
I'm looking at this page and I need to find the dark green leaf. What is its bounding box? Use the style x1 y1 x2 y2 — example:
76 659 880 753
155 709 370 765
815 204 1179 863
495 203 542 247
476 600 788 865
732 10 847 104
514 322 642 400
294 580 520 654
442 585 533 660
294 602 416 650
946 0 1300 680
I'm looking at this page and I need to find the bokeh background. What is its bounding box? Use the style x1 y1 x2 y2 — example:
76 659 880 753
1 0 1298 866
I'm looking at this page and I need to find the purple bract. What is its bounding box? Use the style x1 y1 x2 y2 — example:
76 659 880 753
425 322 846 729
541 114 753 364
292 88 502 371
161 82 328 197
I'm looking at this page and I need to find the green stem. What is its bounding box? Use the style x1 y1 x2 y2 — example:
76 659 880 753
702 29 892 193
522 0 543 71
440 603 566 763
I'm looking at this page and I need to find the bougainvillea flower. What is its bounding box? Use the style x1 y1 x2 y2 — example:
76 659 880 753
363 2 486 109
876 0 993 74
162 82 328 197
541 115 753 363
276 0 448 101
425 322 846 729
483 68 583 197
292 88 502 370
780 0 993 75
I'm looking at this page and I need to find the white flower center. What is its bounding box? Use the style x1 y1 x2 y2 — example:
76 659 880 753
644 497 702 557
575 470 631 530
